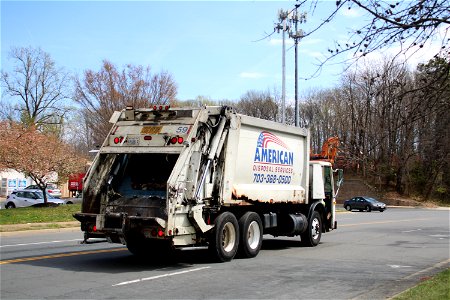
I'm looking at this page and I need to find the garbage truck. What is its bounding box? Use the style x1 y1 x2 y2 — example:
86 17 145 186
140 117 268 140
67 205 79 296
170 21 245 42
74 105 343 262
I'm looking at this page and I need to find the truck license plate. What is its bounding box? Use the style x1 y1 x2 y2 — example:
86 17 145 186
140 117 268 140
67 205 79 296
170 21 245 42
126 137 140 145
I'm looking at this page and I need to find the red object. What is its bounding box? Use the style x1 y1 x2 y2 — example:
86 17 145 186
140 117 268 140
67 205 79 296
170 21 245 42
68 173 86 192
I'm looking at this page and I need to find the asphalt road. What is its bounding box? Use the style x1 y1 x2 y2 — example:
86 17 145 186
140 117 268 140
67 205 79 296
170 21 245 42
1 207 449 299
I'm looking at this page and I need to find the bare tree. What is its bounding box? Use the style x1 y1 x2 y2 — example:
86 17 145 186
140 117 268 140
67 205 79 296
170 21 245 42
297 0 449 76
74 60 178 145
63 109 96 156
1 47 71 132
235 90 280 121
411 56 450 199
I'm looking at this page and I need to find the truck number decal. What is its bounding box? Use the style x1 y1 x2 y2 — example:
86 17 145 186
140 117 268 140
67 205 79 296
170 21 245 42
253 174 291 184
176 126 190 134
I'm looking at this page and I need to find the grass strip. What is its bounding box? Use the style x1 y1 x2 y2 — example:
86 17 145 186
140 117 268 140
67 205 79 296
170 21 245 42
0 204 81 225
392 268 450 300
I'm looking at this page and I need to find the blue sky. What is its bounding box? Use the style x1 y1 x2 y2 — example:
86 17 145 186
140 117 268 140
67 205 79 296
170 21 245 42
0 0 423 102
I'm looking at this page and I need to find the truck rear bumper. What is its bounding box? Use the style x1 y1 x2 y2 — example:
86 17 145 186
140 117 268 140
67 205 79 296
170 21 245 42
73 212 167 243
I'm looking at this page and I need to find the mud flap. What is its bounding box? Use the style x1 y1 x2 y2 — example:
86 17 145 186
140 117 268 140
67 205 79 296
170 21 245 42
189 205 213 233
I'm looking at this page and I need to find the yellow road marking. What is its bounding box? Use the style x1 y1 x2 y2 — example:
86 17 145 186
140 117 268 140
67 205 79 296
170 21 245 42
0 247 127 265
340 218 432 227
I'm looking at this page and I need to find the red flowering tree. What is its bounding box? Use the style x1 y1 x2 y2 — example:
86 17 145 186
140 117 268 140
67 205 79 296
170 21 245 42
0 122 86 204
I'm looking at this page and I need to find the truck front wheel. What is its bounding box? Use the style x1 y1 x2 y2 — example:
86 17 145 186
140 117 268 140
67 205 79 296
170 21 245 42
209 212 239 262
238 212 263 258
300 211 322 247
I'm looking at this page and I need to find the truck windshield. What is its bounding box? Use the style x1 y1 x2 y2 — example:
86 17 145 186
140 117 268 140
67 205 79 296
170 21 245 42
112 153 178 199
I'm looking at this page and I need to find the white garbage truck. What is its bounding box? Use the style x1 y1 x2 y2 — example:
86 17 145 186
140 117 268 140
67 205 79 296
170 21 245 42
74 105 342 262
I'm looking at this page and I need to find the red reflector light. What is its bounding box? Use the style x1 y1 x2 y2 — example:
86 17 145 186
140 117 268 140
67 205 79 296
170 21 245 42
114 137 124 144
165 105 170 111
159 105 163 110
93 225 97 232
157 229 164 237
170 137 178 144
153 105 157 110
177 137 184 144
144 136 152 141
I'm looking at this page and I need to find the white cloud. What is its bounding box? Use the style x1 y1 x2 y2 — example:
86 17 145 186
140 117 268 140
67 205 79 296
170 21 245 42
299 38 323 46
239 72 266 79
299 49 326 60
269 38 295 46
339 6 363 18
350 36 445 69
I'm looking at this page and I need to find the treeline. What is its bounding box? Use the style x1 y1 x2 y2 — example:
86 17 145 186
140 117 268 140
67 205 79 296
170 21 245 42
299 57 449 200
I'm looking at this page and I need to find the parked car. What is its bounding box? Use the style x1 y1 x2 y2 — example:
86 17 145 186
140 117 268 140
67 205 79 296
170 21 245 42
64 193 83 205
4 189 65 209
343 196 386 212
25 183 62 198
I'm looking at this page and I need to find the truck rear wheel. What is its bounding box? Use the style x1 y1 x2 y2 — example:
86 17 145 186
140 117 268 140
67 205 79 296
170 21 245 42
209 212 239 262
126 234 173 259
238 212 263 258
300 210 322 247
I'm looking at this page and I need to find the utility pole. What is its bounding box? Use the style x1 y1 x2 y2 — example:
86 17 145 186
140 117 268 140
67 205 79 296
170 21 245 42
275 6 306 126
288 5 306 127
276 9 289 125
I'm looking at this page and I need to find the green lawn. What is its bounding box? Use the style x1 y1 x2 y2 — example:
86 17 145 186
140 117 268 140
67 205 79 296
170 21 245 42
392 268 450 300
0 204 81 225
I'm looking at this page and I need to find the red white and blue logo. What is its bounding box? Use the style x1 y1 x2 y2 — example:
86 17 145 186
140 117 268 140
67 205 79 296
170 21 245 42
256 131 289 149
254 131 293 165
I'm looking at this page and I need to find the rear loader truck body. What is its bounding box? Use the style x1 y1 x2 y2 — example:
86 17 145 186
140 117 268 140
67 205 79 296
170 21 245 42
74 106 342 261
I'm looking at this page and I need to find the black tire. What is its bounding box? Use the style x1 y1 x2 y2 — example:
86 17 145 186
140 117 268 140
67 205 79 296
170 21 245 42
5 202 16 209
238 212 263 258
366 205 371 212
345 205 351 211
209 212 239 262
126 233 173 259
126 236 146 256
300 211 322 247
